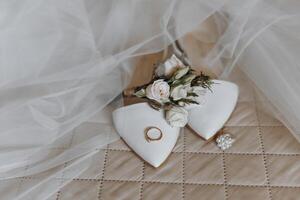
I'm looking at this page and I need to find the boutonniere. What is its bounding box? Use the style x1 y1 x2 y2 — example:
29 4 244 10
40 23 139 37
126 55 214 127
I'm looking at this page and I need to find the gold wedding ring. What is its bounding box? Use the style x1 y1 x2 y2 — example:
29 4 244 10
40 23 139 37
144 127 163 142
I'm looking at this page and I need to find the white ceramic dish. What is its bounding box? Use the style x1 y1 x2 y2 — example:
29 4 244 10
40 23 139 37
112 103 180 168
187 80 239 140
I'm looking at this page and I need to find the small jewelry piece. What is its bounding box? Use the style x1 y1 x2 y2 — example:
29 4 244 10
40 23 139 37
145 126 163 142
216 133 235 150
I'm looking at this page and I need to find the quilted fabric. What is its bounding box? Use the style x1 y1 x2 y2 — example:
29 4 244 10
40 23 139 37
102 77 300 200
4 55 300 200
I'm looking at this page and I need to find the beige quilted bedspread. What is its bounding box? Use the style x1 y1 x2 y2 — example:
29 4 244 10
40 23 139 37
95 93 300 199
60 54 300 200
3 54 300 200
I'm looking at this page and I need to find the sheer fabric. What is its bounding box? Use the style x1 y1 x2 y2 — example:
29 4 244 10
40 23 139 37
179 0 300 141
1 0 300 199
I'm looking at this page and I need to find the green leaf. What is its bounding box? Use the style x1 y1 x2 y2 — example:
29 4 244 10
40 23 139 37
179 98 200 105
134 89 146 98
187 92 199 97
172 66 190 80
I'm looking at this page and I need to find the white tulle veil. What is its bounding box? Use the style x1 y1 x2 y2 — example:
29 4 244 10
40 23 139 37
1 0 300 199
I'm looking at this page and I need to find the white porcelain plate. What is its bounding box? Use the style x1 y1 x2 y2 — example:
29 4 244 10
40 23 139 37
112 103 180 168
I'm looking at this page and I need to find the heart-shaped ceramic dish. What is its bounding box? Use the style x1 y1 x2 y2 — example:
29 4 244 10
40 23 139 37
112 103 180 168
187 80 239 140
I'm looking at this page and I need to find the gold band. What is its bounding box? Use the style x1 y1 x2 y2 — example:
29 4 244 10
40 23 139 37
144 127 163 142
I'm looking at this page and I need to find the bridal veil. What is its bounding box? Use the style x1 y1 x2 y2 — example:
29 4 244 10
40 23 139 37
1 0 300 199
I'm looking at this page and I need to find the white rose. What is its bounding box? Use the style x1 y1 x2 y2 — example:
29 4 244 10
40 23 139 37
170 84 189 101
155 54 184 77
146 79 170 103
166 107 188 127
